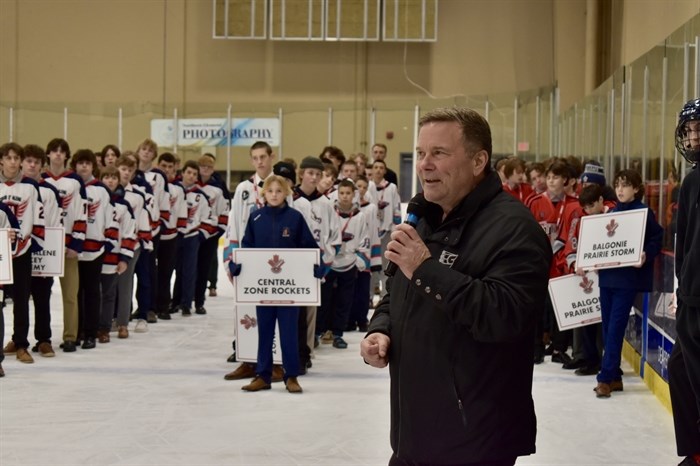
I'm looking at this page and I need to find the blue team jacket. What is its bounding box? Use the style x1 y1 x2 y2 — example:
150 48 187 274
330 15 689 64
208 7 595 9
598 199 663 291
241 202 319 250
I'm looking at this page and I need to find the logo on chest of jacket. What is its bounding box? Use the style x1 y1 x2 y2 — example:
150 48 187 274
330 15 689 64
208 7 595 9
282 227 290 238
439 250 458 267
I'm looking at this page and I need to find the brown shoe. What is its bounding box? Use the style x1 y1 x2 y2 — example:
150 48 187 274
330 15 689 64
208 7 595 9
16 348 35 364
3 340 17 354
117 326 129 339
97 331 110 344
224 362 256 381
321 330 334 344
594 382 611 398
208 287 217 297
36 342 55 357
610 379 623 392
271 364 285 383
285 377 303 393
241 376 271 392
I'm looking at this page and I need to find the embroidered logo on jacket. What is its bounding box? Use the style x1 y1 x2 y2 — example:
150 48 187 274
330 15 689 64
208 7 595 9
439 250 458 267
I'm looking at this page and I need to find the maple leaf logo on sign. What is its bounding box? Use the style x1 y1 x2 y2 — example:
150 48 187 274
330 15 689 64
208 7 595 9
579 275 595 294
606 218 618 237
240 314 257 330
268 254 285 274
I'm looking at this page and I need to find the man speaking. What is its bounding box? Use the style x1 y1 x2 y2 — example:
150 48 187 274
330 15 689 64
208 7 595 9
360 107 552 466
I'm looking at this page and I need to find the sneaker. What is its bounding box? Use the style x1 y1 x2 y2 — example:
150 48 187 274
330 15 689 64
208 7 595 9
181 307 192 316
321 330 334 344
332 336 348 349
285 377 303 393
195 306 207 315
117 326 129 339
3 340 17 355
62 341 77 353
33 342 56 357
110 320 118 333
146 311 158 324
97 331 110 344
134 319 148 333
241 376 271 392
224 362 256 380
271 364 285 383
16 348 35 364
208 287 217 297
81 337 96 349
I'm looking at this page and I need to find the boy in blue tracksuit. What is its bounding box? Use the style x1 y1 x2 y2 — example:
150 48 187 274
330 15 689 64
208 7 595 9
230 175 319 394
595 169 663 398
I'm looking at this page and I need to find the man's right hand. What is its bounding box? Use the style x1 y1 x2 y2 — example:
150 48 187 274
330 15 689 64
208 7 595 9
360 333 391 368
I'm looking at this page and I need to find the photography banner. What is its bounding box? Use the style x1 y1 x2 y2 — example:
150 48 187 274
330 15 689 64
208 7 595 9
575 209 648 270
32 227 66 277
150 118 280 147
548 272 602 331
233 248 320 306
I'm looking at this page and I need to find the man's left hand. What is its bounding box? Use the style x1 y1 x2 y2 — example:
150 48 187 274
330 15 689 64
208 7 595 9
384 223 431 280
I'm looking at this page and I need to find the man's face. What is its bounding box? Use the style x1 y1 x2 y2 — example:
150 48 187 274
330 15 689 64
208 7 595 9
103 149 118 167
21 157 42 179
416 121 484 213
102 174 119 192
182 167 199 186
138 146 156 164
158 160 175 180
118 164 135 186
48 148 67 167
546 172 566 196
75 161 93 181
318 170 336 192
341 164 358 181
372 145 386 161
300 168 321 191
337 186 355 206
250 148 272 177
1 150 21 178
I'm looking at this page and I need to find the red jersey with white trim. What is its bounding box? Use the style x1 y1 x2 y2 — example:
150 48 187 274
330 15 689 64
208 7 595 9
102 196 137 275
162 181 187 240
183 185 218 239
198 177 229 235
526 192 578 277
0 175 45 257
560 201 616 274
42 170 87 252
79 179 115 261
502 182 534 204
37 182 63 228
138 168 170 236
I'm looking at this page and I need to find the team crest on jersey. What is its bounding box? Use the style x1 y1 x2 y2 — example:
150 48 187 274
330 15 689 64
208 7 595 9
242 191 249 201
282 227 290 238
439 250 458 267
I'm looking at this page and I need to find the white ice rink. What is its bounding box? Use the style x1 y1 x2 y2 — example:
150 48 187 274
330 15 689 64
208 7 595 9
0 264 680 466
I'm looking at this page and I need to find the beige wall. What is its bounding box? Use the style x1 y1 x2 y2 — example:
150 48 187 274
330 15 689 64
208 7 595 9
0 0 697 174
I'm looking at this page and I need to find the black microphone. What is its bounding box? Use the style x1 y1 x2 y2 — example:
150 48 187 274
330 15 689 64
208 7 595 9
384 193 427 277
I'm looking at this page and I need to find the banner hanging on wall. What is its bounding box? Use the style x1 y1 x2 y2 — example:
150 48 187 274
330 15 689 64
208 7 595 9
150 118 280 147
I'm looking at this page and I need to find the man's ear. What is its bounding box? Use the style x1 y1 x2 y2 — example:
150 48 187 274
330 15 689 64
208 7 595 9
472 150 489 177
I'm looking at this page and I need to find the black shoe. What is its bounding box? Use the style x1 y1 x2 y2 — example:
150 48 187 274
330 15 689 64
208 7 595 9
562 358 587 370
575 364 601 376
305 360 312 369
157 312 171 320
227 352 237 363
146 311 158 323
345 323 357 332
130 309 139 321
195 306 207 315
533 345 545 365
62 341 77 353
181 307 192 316
299 365 307 376
81 338 96 349
544 344 555 356
358 322 369 332
551 351 573 365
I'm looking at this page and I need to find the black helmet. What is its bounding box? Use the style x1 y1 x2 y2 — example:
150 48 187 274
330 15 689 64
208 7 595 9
675 98 700 165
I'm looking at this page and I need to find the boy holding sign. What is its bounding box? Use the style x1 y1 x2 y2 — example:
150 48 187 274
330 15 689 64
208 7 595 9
594 170 663 398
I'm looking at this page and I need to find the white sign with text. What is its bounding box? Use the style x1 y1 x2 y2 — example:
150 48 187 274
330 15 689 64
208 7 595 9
549 272 602 331
575 209 647 270
32 227 65 277
150 118 280 147
233 248 320 306
0 229 13 285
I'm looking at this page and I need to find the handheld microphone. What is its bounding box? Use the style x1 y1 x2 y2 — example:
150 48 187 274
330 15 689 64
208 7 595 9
384 193 427 277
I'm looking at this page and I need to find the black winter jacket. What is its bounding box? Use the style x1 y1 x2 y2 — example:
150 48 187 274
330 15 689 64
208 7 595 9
677 166 700 308
368 172 552 464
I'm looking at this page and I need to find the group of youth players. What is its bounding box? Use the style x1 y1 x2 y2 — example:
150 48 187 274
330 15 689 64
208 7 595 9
0 139 403 393
497 154 664 399
0 138 229 377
